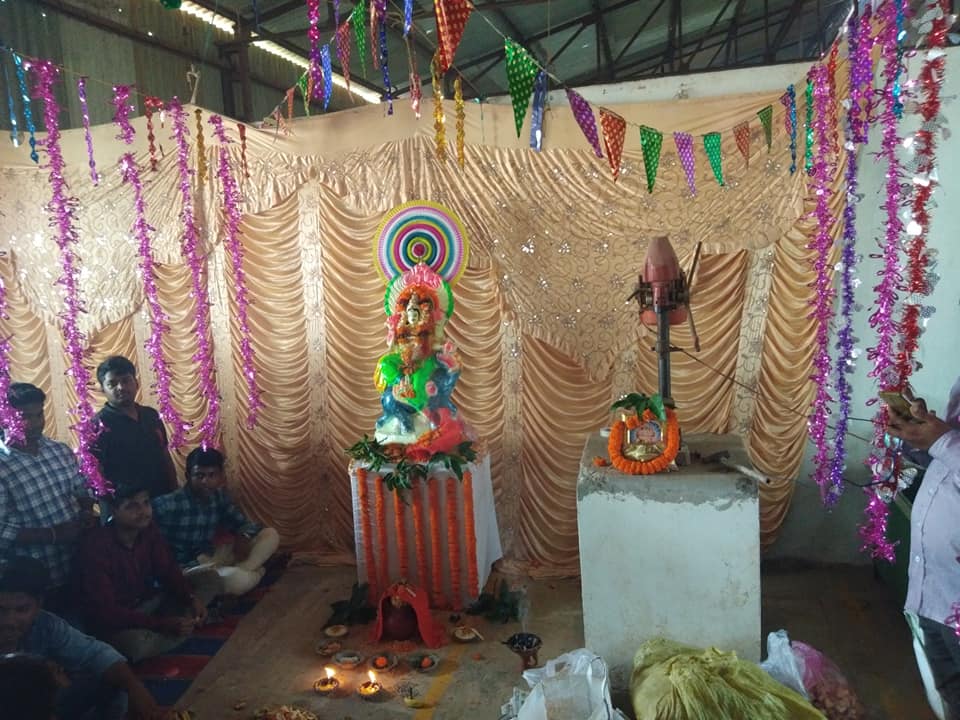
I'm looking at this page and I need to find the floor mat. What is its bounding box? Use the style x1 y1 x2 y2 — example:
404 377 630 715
134 569 282 708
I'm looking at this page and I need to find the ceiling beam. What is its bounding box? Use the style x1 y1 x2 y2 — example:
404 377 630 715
613 0 668 65
681 0 733 68
769 0 810 61
591 0 616 80
412 0 551 20
247 0 307 25
662 0 681 72
723 0 748 65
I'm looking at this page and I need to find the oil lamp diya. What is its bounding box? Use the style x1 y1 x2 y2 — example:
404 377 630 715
358 670 383 700
313 667 340 696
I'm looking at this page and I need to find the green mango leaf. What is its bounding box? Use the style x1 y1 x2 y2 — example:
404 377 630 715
647 394 667 421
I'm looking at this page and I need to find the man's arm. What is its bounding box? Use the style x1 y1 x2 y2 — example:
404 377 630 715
220 493 262 537
103 661 171 720
152 413 179 494
147 525 194 604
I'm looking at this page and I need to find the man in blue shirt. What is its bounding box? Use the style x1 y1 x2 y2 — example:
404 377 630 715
153 447 279 596
0 556 172 719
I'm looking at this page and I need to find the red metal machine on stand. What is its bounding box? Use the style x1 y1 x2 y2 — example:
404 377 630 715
628 236 702 408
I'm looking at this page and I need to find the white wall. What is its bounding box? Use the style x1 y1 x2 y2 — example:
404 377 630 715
767 47 960 564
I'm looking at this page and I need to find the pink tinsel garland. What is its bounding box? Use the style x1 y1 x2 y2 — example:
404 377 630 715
32 61 108 495
169 99 220 449
113 87 189 451
208 115 262 428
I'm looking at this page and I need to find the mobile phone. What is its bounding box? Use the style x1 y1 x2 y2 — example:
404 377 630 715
879 391 916 419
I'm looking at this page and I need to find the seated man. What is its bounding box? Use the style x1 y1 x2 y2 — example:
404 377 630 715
153 447 279 596
0 383 95 609
93 355 178 499
75 483 220 663
0 556 171 719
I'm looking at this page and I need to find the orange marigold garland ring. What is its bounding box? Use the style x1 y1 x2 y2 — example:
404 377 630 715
607 393 680 475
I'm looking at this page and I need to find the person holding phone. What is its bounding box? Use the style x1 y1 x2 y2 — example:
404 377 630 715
886 377 960 720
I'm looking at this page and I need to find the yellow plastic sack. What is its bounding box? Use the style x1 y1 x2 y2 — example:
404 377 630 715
631 638 826 720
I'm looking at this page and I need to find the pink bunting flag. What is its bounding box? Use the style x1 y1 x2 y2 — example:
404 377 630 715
734 121 751 166
566 89 602 158
673 131 696 196
337 23 352 91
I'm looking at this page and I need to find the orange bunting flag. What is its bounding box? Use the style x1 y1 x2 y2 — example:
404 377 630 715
285 88 294 120
434 0 473 74
599 108 626 182
734 121 751 167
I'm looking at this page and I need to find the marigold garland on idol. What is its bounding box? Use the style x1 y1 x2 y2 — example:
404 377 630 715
609 236 703 475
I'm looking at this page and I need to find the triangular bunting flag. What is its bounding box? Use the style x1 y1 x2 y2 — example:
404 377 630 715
435 0 473 74
297 73 311 116
370 0 386 69
378 19 393 115
404 0 413 35
566 89 602 158
703 132 724 186
733 121 750 166
337 23 352 90
407 39 422 119
504 40 539 138
757 105 773 151
285 87 294 120
674 132 696 196
599 109 626 181
639 125 663 192
352 1 368 78
431 55 447 162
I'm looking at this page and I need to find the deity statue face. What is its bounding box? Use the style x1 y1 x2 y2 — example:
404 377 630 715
395 290 436 366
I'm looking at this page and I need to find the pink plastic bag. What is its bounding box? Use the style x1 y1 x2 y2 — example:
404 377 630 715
791 642 865 720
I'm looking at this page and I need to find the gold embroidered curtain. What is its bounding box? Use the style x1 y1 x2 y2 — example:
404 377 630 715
0 80 844 574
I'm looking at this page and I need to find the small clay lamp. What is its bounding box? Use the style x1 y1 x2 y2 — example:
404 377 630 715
358 670 383 700
313 667 340 696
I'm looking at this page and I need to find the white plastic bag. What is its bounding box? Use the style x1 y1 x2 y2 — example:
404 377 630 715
760 630 808 698
514 649 627 720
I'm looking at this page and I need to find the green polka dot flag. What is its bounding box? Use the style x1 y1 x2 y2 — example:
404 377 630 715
505 39 540 138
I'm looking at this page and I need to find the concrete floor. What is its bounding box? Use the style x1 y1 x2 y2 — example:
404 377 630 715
176 562 934 719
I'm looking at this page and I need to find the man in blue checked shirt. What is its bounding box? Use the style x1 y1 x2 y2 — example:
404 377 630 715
0 383 95 610
0 557 173 719
153 447 279 597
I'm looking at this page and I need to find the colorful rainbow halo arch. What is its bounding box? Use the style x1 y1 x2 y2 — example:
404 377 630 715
373 200 470 293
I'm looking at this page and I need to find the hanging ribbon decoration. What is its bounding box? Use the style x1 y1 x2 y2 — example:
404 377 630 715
352 0 368 78
32 61 108 494
285 87 295 121
322 44 334 112
807 64 838 505
169 98 220 449
850 5 874 144
599 109 626 182
114 89 189 451
431 55 447 162
566 89 602 158
208 115 262 428
370 0 385 70
756 105 773 152
435 0 473 73
3 58 19 148
529 70 547 152
404 0 413 35
12 54 38 162
378 20 393 115
144 96 164 172
829 6 869 505
803 75 814 174
504 39 539 138
406 39 422 119
337 22 352 91
780 85 797 174
76 77 99 184
194 108 208 183
238 123 250 180
733 121 751 167
307 0 324 103
297 73 312 116
639 125 663 192
0 274 24 445
703 132 724 186
674 131 696 196
454 76 465 169
860 0 908 563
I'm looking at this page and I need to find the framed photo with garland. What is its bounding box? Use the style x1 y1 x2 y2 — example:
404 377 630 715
607 394 680 475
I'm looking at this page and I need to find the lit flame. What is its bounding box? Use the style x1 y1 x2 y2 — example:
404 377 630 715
324 667 334 680
367 670 377 684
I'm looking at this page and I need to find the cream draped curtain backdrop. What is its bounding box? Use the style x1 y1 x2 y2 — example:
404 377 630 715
0 72 846 574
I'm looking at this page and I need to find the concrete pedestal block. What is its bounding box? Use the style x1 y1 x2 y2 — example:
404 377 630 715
577 432 760 689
